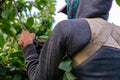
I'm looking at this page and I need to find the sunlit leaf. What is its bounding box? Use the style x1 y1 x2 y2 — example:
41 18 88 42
39 35 48 40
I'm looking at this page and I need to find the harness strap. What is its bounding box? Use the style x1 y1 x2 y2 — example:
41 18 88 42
111 25 120 46
72 18 113 67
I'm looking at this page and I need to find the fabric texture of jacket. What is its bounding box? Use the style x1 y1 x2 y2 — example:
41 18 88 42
22 0 120 80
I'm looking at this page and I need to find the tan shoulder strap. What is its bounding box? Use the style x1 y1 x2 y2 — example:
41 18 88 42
111 25 120 46
72 18 112 67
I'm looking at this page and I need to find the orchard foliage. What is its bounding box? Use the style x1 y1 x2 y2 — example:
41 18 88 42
0 0 55 80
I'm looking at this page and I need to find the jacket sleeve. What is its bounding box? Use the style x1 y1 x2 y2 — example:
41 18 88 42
22 23 66 80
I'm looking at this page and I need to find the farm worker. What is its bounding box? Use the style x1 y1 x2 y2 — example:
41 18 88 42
18 0 120 80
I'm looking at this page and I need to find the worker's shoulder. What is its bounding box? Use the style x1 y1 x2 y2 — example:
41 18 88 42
55 18 89 31
58 18 87 27
53 18 90 37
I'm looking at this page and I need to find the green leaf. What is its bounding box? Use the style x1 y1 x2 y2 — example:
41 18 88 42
59 73 68 80
60 72 77 80
13 74 22 80
26 17 34 28
0 33 5 48
2 28 15 37
8 10 15 20
116 0 120 6
63 73 68 80
39 35 48 40
27 3 32 11
9 51 25 63
59 58 72 72
1 9 9 19
1 25 15 37
65 72 77 80
59 57 77 80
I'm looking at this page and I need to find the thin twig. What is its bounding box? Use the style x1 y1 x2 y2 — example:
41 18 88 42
13 0 27 30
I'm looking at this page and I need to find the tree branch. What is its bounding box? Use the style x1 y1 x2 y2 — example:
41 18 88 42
13 0 27 30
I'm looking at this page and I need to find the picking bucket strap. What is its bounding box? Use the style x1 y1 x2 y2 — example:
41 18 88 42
73 18 112 67
111 25 120 46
